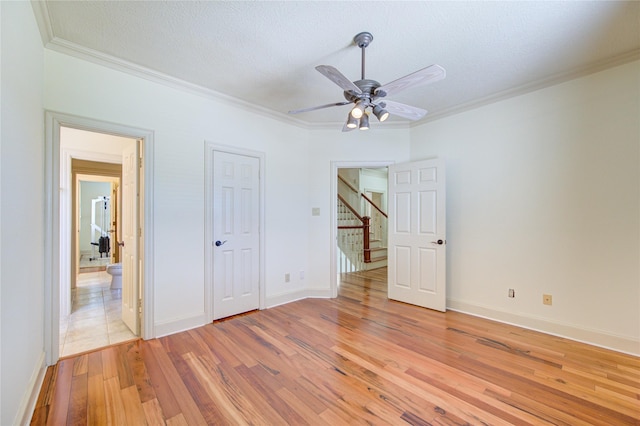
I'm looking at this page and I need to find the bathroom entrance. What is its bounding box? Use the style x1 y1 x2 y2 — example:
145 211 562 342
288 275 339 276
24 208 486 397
58 126 141 357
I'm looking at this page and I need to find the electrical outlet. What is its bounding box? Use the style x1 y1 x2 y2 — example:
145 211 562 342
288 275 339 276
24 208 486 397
285 273 290 283
543 294 552 305
508 289 515 298
299 270 305 280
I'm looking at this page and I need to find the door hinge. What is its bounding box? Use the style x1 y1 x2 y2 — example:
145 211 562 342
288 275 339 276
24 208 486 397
138 298 142 314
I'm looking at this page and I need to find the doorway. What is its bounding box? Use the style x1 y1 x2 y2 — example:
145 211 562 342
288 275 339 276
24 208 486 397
60 130 138 357
44 112 155 364
331 161 392 297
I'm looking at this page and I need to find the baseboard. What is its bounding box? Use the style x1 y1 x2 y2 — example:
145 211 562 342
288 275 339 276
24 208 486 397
154 289 334 337
265 288 332 309
154 312 207 338
17 351 47 426
447 299 640 356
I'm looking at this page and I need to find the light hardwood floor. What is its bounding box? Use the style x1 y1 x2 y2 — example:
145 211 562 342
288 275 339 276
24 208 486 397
32 268 639 425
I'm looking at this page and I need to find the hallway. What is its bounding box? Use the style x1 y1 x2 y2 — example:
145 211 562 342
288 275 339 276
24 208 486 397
59 271 136 357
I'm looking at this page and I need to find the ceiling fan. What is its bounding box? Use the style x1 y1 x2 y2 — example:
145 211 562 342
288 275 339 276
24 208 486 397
289 32 446 131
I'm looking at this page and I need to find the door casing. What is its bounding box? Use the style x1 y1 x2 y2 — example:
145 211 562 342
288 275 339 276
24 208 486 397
44 111 155 365
330 161 393 297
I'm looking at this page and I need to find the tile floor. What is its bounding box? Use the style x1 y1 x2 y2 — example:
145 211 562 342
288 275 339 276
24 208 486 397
59 271 137 358
79 252 111 269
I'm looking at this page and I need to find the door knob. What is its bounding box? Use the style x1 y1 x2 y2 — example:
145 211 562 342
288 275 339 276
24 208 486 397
431 239 445 245
215 240 227 247
118 241 125 247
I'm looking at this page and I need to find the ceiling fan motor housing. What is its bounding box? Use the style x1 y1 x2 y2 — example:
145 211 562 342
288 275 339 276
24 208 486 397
343 79 383 105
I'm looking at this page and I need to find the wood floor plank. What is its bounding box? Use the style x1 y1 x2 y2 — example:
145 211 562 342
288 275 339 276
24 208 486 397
100 346 119 380
115 342 135 389
43 359 73 426
170 350 227 425
32 268 640 425
86 375 107 425
141 398 166 425
147 339 208 425
103 376 127 425
86 351 103 378
120 385 147 425
71 355 88 377
139 339 182 420
125 339 157 404
66 373 88 426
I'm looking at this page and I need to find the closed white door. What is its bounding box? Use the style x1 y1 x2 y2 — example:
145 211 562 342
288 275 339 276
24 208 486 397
121 142 139 333
212 151 260 320
388 158 446 311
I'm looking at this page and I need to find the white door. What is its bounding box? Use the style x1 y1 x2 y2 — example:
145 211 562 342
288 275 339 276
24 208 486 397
388 158 446 311
212 151 260 320
121 142 139 333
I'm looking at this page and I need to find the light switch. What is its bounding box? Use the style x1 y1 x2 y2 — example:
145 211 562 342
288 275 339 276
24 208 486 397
312 207 320 216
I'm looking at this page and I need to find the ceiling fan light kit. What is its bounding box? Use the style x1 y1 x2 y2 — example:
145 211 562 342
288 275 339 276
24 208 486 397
359 113 370 131
289 31 446 132
350 100 366 119
346 113 358 129
372 104 389 122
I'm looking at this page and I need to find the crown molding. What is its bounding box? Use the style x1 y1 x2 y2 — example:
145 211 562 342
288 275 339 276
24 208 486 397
47 37 302 124
415 49 640 126
30 1 54 46
44 36 411 132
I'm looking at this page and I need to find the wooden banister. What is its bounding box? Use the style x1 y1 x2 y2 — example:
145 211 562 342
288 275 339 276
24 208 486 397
360 193 387 218
338 175 359 194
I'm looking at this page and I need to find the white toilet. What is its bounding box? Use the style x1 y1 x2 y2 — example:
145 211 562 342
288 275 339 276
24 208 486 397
106 263 122 289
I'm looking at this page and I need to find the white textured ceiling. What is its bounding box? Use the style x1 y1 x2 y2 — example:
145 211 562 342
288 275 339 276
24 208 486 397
36 1 640 127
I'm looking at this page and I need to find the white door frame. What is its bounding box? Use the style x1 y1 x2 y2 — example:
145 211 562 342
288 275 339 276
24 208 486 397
44 111 155 365
204 142 266 322
330 160 393 297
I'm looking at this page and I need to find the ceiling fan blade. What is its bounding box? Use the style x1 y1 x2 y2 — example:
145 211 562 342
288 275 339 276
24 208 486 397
375 64 445 98
316 65 362 94
288 101 351 115
381 100 428 121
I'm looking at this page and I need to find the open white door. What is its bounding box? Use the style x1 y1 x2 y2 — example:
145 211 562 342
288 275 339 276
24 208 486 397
212 151 260 320
388 158 446 311
121 142 139 333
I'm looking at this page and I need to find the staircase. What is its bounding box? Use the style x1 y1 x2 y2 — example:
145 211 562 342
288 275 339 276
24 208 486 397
337 179 387 272
367 237 387 270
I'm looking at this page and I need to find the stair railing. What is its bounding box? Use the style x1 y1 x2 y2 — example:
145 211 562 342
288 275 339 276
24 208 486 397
337 195 371 273
338 174 388 249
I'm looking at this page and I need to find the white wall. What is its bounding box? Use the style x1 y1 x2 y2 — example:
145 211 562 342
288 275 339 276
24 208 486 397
410 60 640 354
44 49 316 334
61 126 136 154
0 2 46 424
